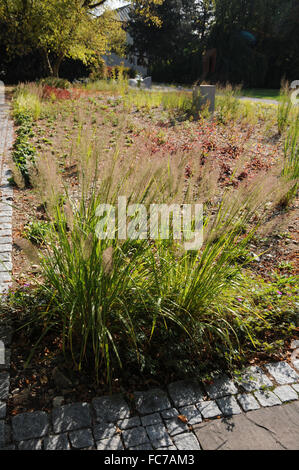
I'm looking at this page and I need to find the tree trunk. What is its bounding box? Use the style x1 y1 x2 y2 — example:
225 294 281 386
52 53 65 78
41 49 53 76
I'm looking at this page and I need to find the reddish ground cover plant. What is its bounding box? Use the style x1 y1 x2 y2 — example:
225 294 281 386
42 85 71 100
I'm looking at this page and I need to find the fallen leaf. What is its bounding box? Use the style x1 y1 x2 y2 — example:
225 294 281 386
177 414 188 423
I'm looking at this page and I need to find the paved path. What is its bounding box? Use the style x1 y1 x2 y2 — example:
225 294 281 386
0 361 298 450
194 401 299 450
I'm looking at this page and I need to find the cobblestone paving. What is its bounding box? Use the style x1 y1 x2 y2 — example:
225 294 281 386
0 99 13 451
0 359 297 450
0 99 299 450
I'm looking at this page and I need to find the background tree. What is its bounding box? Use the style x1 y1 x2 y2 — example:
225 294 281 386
127 0 214 83
128 0 299 87
0 0 126 77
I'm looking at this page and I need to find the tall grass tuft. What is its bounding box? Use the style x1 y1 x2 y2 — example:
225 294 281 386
280 112 299 205
215 84 241 124
277 81 293 135
13 83 43 121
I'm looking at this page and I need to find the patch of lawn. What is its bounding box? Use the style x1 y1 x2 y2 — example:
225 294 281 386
241 88 281 101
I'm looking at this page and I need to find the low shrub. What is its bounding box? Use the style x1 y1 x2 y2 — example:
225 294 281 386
38 77 71 89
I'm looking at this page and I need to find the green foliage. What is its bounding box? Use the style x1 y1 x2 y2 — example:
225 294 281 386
23 220 52 245
38 77 71 89
277 84 293 135
215 85 241 124
11 111 36 186
0 0 126 77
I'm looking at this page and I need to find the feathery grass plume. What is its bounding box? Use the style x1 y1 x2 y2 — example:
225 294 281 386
280 112 299 205
277 80 293 135
31 154 63 218
102 246 114 275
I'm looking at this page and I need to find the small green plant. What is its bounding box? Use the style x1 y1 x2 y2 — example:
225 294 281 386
11 111 37 186
23 220 52 245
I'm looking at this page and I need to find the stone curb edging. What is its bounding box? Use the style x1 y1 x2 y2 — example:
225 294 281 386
0 360 298 450
0 101 14 451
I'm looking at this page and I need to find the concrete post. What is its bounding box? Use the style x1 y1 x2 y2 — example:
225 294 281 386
192 85 216 115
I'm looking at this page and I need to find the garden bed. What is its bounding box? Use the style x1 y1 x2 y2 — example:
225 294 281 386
3 82 298 416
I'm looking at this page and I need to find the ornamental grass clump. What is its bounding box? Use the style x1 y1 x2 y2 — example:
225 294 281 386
19 126 292 383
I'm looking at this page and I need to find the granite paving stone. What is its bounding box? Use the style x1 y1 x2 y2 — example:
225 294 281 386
0 372 9 400
122 426 151 448
93 422 116 440
161 408 179 419
117 416 141 430
129 444 154 450
165 417 189 436
197 400 222 419
0 348 11 371
216 396 242 416
69 428 95 449
0 262 12 273
156 445 177 450
237 393 260 412
0 403 6 421
179 405 202 425
96 435 124 450
52 402 91 433
254 390 282 407
12 411 49 441
0 237 12 245
0 325 12 346
0 420 4 448
145 423 172 448
92 394 130 422
173 432 201 450
236 365 273 392
0 250 11 261
0 231 12 239
134 388 171 415
265 361 299 384
140 413 162 427
273 385 298 402
204 374 238 399
292 360 299 371
44 433 71 450
168 380 205 407
0 244 12 253
18 439 43 450
292 384 299 394
0 272 11 282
